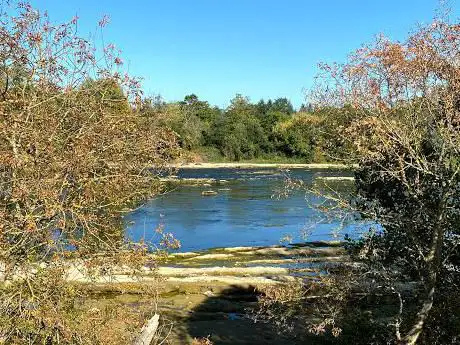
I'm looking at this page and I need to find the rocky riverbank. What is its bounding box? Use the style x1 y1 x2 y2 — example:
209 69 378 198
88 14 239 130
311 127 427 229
79 243 347 344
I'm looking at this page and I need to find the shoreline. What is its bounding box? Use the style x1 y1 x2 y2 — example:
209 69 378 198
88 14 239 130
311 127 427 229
169 162 356 169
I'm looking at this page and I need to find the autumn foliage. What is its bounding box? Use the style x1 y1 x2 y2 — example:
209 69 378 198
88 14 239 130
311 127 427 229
257 10 460 345
0 2 179 343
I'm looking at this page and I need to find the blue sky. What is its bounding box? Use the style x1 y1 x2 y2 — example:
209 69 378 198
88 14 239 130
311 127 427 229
33 1 456 109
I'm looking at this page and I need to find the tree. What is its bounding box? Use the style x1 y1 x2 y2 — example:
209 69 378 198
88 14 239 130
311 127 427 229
160 102 204 149
311 105 356 161
273 113 322 161
180 94 221 146
258 11 460 345
0 3 179 343
314 14 460 345
211 94 269 160
299 103 313 112
270 97 294 114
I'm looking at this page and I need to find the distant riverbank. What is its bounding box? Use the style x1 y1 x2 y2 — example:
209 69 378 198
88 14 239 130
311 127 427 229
170 162 356 169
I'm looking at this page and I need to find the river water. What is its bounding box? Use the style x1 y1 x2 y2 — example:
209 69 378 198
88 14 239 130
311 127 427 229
125 168 359 252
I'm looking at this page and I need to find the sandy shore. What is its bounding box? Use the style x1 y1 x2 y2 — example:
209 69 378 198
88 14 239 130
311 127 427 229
170 162 355 169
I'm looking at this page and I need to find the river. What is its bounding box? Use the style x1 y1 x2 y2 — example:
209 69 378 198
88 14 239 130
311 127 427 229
125 167 359 252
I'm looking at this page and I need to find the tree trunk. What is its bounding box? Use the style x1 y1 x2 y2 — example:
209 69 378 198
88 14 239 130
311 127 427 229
399 201 445 345
399 286 435 345
133 313 160 345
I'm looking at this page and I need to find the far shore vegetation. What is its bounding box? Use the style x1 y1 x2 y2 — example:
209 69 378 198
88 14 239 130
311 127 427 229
144 94 352 164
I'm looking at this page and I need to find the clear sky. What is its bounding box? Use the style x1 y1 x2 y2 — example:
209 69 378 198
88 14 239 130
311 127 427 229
32 1 457 109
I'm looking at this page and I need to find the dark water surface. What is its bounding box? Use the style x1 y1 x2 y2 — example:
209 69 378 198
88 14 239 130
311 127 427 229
125 168 358 252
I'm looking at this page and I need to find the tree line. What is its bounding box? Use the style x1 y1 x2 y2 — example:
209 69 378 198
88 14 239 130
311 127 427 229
139 93 353 162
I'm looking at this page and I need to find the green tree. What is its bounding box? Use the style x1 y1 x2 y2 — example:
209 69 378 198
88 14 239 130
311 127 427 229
211 94 268 160
274 113 323 161
270 97 294 114
180 94 221 146
161 102 204 149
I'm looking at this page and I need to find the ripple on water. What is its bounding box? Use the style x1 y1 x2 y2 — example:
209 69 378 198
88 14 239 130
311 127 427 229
125 168 361 251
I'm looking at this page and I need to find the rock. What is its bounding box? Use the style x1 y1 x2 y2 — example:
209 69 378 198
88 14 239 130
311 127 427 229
201 190 218 196
315 176 354 181
185 253 234 260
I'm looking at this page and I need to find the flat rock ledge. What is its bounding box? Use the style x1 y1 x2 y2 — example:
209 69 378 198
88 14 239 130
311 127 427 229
1 244 347 294
65 244 346 293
